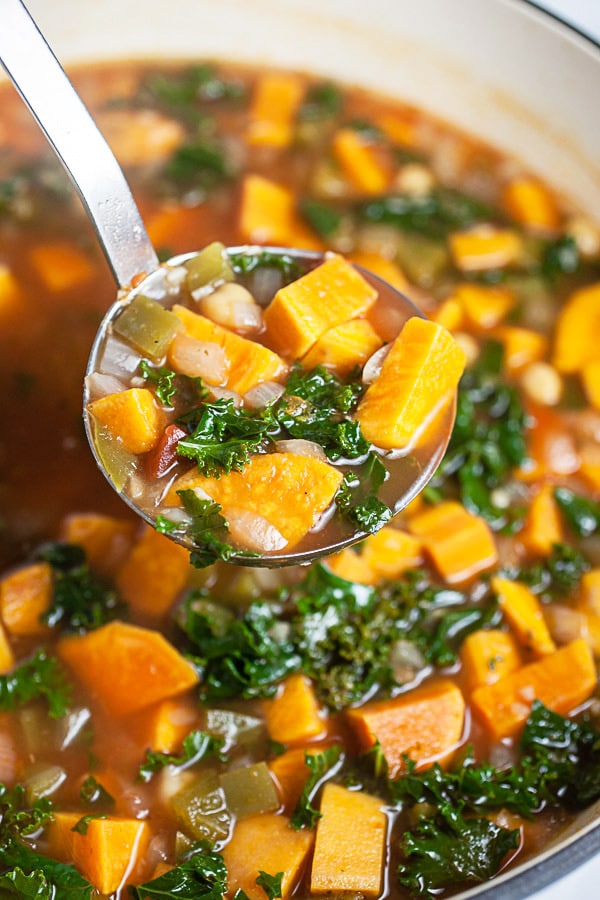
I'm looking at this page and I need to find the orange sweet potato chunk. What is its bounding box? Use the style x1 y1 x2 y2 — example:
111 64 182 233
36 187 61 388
553 282 600 374
263 255 378 359
115 525 191 618
264 674 326 745
46 811 150 895
131 695 201 754
492 576 555 657
223 813 314 900
167 452 343 550
310 782 387 896
301 318 383 377
29 241 95 292
60 513 135 579
326 526 422 585
460 628 522 692
247 74 304 147
331 128 390 195
57 620 199 717
502 177 561 234
88 388 163 454
346 679 465 777
356 316 466 450
471 638 597 740
172 304 287 395
520 484 563 556
0 562 53 636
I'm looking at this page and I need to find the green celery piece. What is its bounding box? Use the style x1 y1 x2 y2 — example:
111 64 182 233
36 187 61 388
113 293 182 361
185 242 234 293
395 231 449 287
219 762 279 818
170 770 233 845
205 709 264 750
92 424 136 492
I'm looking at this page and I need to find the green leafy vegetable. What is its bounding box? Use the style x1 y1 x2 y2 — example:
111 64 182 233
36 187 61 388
337 453 392 534
425 340 528 530
510 541 589 598
0 783 54 838
36 542 124 633
291 745 342 830
138 729 226 782
540 235 579 280
299 199 343 238
141 359 209 407
0 651 70 718
158 490 252 568
70 813 107 835
128 850 228 900
360 188 499 240
554 486 600 538
229 250 302 281
145 64 245 109
255 871 284 900
79 775 115 811
164 140 231 190
298 82 343 121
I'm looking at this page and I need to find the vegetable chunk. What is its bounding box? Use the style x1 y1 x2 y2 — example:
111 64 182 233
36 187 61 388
263 254 378 359
264 673 325 745
88 388 163 454
346 679 465 777
115 525 192 618
0 561 52 636
471 638 597 740
356 316 466 450
247 73 304 147
168 452 343 549
223 813 314 900
301 317 383 376
310 782 387 895
553 282 600 373
57 620 199 716
46 811 150 895
460 628 521 691
492 577 555 657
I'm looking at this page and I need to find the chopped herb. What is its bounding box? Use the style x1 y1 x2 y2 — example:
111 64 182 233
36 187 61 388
299 198 343 238
141 359 209 407
36 542 124 633
70 813 107 835
337 454 392 534
229 250 302 281
425 340 528 530
176 398 274 477
0 651 71 718
298 82 343 121
255 871 284 900
0 783 54 838
79 775 115 810
129 850 229 900
554 486 600 538
177 491 252 568
138 730 227 782
284 363 364 413
291 745 342 830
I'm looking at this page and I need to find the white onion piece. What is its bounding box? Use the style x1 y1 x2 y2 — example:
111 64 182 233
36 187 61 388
362 343 392 383
199 282 263 333
168 333 228 385
244 381 285 409
98 336 140 378
164 265 188 290
225 507 287 553
84 372 127 400
248 266 284 306
156 507 192 526
208 385 243 406
274 439 327 461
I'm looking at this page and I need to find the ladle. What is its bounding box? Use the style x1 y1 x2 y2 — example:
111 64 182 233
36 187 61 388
0 0 456 567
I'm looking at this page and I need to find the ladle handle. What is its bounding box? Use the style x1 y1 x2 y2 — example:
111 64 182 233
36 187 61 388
0 0 158 287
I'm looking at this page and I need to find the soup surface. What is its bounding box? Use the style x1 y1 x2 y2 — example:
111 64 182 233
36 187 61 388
1 60 600 899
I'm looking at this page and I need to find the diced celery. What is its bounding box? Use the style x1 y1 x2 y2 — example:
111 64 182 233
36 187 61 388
218 761 279 818
185 242 234 294
113 293 182 360
395 233 449 287
205 709 264 750
25 762 67 803
92 424 136 492
19 705 57 756
170 770 233 845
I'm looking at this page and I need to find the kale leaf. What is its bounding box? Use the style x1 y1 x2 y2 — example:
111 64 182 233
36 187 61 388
128 850 228 900
298 82 343 121
509 542 589 598
337 454 392 534
255 871 284 900
0 651 71 718
554 486 600 538
164 140 232 190
299 199 343 238
36 542 124 633
138 730 227 782
229 251 302 281
424 340 528 530
290 745 342 830
360 188 499 240
157 490 252 568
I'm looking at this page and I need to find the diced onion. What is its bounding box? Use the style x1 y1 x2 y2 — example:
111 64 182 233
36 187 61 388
98 336 140 378
225 507 287 553
362 344 392 383
274 439 327 460
544 604 588 645
198 282 263 333
84 372 127 400
244 381 285 409
208 386 243 406
247 266 284 306
156 507 191 526
168 333 228 385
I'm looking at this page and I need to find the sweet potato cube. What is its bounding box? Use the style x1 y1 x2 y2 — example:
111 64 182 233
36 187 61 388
239 174 295 245
167 452 343 550
223 813 314 900
407 501 498 584
471 638 597 740
88 388 163 455
0 264 21 318
452 283 515 330
263 254 378 359
60 513 135 579
553 283 600 374
131 696 201 754
57 620 199 717
264 674 325 745
327 527 422 585
520 484 563 556
351 251 409 291
346 679 465 777
46 811 150 895
269 747 313 810
448 226 522 272
116 525 191 619
172 304 287 395
582 360 600 410
356 316 466 451
29 240 95 291
460 629 521 691
310 783 387 896
492 576 555 657
493 325 547 374
502 177 561 234
0 622 14 674
301 317 383 376
432 296 464 332
331 128 389 195
0 562 53 636
247 74 304 147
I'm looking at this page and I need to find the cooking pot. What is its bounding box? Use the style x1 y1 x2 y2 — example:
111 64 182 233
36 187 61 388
7 0 600 896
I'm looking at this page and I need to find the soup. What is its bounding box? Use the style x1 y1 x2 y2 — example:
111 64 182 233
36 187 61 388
1 59 600 899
